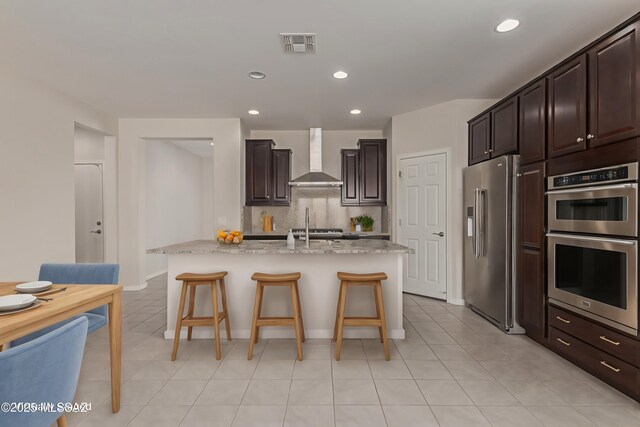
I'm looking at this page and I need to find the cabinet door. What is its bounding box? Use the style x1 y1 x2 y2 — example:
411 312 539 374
341 149 360 206
491 97 518 156
358 140 387 205
519 162 545 249
548 55 587 158
518 247 545 341
245 139 274 205
271 149 291 206
517 162 546 342
588 21 640 148
519 80 546 164
468 113 491 165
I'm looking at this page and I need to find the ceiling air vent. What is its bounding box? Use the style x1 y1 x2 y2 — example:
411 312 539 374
280 33 316 53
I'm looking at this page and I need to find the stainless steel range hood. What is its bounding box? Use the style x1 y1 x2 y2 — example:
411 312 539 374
289 128 343 187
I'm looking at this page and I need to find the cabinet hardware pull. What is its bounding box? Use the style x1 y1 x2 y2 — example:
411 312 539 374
599 336 620 346
484 151 488 154
587 134 595 140
489 149 493 152
556 338 571 346
577 137 584 142
516 173 522 177
556 316 571 324
600 361 620 372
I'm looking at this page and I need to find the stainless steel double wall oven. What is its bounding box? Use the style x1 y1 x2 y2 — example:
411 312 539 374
547 163 639 335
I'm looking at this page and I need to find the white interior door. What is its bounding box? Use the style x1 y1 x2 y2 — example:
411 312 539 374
398 153 447 299
75 163 105 263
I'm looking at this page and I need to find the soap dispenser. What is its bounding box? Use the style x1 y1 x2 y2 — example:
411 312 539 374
287 229 295 249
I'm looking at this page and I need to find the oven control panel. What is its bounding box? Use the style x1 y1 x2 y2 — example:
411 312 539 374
548 162 638 190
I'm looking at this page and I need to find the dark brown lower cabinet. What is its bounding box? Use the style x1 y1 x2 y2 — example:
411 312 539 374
518 248 545 342
550 327 639 397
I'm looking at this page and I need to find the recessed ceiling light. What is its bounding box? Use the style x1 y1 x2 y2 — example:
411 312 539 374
333 71 348 79
496 19 520 33
249 71 266 79
350 109 361 115
210 142 214 146
248 110 260 115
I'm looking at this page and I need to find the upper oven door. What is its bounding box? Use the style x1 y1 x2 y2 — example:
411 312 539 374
548 183 637 237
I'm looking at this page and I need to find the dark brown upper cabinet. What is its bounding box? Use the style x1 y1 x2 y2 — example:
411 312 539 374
587 21 640 148
341 149 360 206
271 149 292 205
468 113 491 165
519 163 545 249
245 139 275 206
518 79 546 164
491 97 519 157
340 140 387 206
245 140 292 206
548 55 588 158
358 139 387 206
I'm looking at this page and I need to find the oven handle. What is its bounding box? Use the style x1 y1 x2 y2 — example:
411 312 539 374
546 233 637 246
546 183 636 195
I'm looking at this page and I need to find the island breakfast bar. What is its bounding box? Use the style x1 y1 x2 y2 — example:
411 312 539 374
148 239 412 340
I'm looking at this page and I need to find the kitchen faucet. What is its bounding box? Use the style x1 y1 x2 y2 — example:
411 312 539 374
305 207 310 248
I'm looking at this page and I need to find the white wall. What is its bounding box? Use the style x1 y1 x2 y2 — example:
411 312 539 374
74 125 106 161
201 157 215 237
0 66 117 280
249 130 384 180
145 141 204 277
118 118 242 290
391 99 496 304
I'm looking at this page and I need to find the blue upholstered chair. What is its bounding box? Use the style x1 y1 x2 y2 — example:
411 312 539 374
0 317 88 427
11 263 119 347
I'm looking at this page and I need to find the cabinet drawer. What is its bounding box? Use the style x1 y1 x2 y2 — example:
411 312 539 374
549 305 639 366
550 327 638 396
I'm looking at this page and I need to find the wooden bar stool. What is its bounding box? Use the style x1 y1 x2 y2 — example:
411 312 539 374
171 272 231 361
248 272 305 361
333 271 390 361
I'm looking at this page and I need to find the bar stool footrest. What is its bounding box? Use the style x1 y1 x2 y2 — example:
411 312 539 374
256 317 295 326
343 317 383 327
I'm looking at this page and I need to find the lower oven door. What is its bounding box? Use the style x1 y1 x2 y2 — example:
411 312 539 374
547 233 638 335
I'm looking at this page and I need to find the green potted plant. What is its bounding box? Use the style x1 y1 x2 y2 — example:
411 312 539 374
355 214 374 232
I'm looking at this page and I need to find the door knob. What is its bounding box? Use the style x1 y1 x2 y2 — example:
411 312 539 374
432 232 444 237
90 230 102 234
576 137 584 142
587 134 594 140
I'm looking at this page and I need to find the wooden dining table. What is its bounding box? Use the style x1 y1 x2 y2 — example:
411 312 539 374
0 282 122 413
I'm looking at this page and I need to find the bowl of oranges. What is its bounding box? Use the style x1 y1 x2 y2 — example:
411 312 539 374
217 230 244 245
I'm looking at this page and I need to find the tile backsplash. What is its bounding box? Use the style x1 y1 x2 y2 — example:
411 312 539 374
243 187 388 233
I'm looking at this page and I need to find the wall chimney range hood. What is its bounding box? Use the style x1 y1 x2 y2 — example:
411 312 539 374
289 128 343 187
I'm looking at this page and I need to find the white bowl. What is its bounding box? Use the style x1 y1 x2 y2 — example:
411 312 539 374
16 281 52 294
0 294 37 312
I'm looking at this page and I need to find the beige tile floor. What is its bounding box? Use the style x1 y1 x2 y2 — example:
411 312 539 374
62 274 640 426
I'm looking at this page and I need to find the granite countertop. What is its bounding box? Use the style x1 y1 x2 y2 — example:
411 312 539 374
147 239 412 255
244 231 391 237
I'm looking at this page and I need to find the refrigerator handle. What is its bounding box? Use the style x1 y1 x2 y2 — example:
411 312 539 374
474 188 480 258
478 188 487 258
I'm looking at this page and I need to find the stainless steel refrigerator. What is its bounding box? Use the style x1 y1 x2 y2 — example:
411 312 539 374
463 155 524 334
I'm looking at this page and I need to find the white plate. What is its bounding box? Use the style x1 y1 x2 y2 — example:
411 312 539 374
0 294 37 312
16 281 52 294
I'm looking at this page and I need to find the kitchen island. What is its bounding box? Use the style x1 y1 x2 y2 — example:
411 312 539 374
148 239 411 340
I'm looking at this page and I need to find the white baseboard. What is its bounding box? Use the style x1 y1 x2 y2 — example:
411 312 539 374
447 297 465 306
124 282 148 292
146 269 167 280
163 328 405 340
